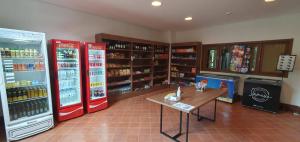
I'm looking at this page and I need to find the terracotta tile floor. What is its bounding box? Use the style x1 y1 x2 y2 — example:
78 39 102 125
14 88 300 142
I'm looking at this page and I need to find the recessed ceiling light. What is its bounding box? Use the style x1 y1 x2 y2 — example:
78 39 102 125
152 1 162 7
225 12 232 15
265 0 275 2
185 17 193 21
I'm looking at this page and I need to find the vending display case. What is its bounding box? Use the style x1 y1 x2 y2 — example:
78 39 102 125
82 42 108 113
0 28 53 141
195 73 240 103
50 39 84 122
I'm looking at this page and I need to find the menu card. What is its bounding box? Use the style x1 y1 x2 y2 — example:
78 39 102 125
277 55 296 72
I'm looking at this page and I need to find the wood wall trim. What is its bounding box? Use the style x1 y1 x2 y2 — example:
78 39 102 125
171 42 202 47
95 33 169 45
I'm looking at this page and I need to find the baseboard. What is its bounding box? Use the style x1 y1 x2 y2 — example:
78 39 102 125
280 103 300 114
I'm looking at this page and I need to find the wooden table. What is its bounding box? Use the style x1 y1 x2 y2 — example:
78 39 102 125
147 87 227 142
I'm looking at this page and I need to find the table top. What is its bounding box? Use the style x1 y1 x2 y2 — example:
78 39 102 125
146 86 228 113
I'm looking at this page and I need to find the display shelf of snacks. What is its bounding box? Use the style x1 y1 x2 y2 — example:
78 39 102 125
95 33 170 102
170 42 201 86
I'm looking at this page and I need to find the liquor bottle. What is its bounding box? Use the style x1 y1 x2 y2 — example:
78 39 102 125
22 103 27 117
9 104 14 120
22 89 28 100
34 100 40 115
30 101 36 115
38 100 44 113
44 99 48 112
25 102 32 117
13 104 18 120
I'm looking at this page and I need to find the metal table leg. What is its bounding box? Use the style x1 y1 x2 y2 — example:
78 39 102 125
196 99 217 122
160 104 185 142
186 113 190 142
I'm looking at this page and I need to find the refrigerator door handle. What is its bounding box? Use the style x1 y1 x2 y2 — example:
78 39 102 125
87 70 89 77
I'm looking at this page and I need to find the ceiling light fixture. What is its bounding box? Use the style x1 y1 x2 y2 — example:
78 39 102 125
152 1 162 7
225 12 232 15
265 0 275 3
185 17 193 21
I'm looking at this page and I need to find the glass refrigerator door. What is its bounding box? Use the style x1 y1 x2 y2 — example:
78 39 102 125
89 48 106 100
0 36 50 123
56 46 81 107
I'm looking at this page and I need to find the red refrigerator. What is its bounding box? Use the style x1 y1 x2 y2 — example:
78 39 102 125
50 39 84 121
82 42 108 113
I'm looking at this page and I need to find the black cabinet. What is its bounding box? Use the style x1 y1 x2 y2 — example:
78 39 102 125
242 78 282 113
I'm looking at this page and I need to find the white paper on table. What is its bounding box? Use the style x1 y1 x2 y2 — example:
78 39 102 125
173 102 195 111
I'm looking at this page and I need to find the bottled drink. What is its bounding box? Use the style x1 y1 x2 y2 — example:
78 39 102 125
43 99 48 112
13 104 18 120
30 101 36 116
22 89 28 100
34 101 39 115
38 100 44 113
9 104 14 120
25 102 32 117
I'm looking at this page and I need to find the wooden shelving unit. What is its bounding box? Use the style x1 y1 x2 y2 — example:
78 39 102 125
170 42 202 86
95 33 170 102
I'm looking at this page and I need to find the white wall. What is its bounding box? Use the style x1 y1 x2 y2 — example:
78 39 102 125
0 0 165 42
175 13 300 107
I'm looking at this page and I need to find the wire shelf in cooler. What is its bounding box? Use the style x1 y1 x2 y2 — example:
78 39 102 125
6 84 46 89
8 96 48 105
11 70 45 73
59 87 78 91
57 58 78 61
1 57 44 60
58 68 79 70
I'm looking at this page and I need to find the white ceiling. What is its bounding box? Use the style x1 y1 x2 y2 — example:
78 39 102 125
38 0 300 31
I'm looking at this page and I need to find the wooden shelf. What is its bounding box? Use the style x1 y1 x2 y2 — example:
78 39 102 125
96 33 170 101
133 78 152 83
171 64 196 68
133 72 151 76
107 58 131 60
108 75 131 78
133 58 152 60
107 66 130 69
132 50 152 52
107 49 131 52
108 80 131 87
132 65 152 68
171 70 196 74
171 42 201 85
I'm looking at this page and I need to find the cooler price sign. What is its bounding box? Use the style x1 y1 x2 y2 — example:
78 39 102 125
277 55 296 72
